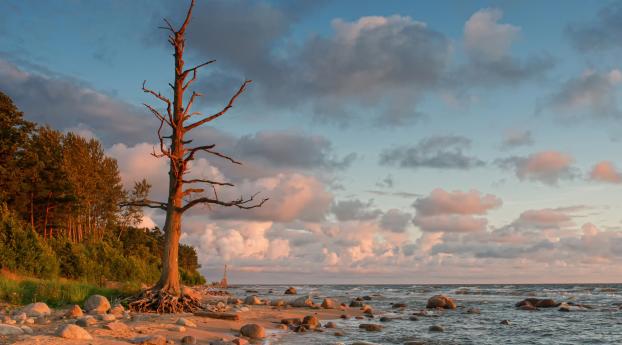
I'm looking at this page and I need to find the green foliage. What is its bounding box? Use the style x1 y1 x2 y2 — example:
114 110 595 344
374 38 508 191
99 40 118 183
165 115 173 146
0 92 207 293
0 204 59 279
0 275 137 308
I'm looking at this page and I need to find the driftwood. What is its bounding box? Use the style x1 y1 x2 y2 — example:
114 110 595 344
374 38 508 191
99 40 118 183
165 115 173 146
193 311 240 321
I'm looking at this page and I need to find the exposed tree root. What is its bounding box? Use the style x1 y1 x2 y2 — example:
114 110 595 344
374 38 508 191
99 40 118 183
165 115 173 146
127 288 203 313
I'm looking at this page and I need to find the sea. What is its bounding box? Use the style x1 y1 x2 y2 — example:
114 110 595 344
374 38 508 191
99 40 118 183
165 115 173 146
227 284 622 345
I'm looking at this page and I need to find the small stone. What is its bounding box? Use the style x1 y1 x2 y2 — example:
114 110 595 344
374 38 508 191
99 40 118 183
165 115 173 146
392 303 407 308
13 312 27 321
500 319 511 325
467 307 481 314
361 305 373 314
104 321 129 332
55 324 93 340
176 317 196 327
379 316 392 322
171 325 186 332
289 296 314 308
20 325 33 334
181 335 197 344
271 299 286 307
76 316 97 327
35 316 50 325
240 323 265 339
349 300 363 308
325 321 337 328
429 325 444 332
284 287 297 295
280 318 301 325
334 331 345 336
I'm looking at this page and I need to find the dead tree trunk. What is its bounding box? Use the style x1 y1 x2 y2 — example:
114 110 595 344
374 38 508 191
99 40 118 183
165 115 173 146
122 0 267 313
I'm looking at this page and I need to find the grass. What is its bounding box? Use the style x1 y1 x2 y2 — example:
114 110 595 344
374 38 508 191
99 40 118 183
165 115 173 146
0 274 140 308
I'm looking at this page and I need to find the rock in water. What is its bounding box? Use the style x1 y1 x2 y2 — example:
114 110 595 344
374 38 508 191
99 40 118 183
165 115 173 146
290 296 314 307
349 300 363 307
244 295 262 305
325 321 337 328
22 302 51 317
240 323 265 339
500 320 511 325
426 295 457 309
66 305 83 318
284 287 297 295
321 298 338 309
302 315 320 329
0 324 24 335
359 323 383 332
429 325 444 332
56 324 93 340
84 295 111 314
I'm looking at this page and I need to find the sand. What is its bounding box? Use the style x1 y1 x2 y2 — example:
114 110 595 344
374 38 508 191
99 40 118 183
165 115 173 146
4 304 366 344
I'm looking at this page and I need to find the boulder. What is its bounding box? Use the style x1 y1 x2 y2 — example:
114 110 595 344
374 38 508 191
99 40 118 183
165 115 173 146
66 305 83 318
84 295 111 314
22 302 51 317
324 321 337 328
426 295 457 309
349 300 363 308
177 317 197 327
302 315 319 329
130 335 167 345
20 325 33 335
284 287 297 295
56 324 93 340
290 296 314 307
321 298 338 309
0 324 24 335
361 305 373 314
270 299 285 307
240 323 265 339
280 318 302 326
244 295 262 305
358 323 383 332
429 325 444 332
515 298 558 309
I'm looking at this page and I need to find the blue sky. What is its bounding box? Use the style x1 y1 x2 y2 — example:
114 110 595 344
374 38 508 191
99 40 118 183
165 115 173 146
2 0 622 283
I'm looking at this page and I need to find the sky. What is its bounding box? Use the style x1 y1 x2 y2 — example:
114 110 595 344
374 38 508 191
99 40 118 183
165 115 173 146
2 0 622 284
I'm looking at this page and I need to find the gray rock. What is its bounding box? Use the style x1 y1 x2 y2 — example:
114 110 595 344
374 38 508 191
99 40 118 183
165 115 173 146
240 323 265 339
76 316 97 327
244 295 261 305
21 302 52 317
0 324 24 335
20 325 33 334
84 295 111 314
176 317 196 327
130 335 167 345
55 324 93 340
321 298 338 309
289 296 314 307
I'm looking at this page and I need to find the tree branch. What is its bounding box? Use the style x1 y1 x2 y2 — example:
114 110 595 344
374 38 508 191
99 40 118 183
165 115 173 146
143 80 173 123
177 0 195 35
182 60 216 90
184 80 251 132
184 145 241 165
182 179 234 187
120 199 168 211
181 192 268 213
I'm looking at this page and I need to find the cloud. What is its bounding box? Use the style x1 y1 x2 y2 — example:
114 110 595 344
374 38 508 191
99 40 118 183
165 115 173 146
501 129 534 149
566 2 622 52
0 59 151 145
176 2 451 127
379 209 412 233
542 69 622 120
412 189 501 233
495 151 577 185
332 199 382 222
514 208 573 229
589 161 622 183
379 135 485 170
455 8 554 87
234 131 356 170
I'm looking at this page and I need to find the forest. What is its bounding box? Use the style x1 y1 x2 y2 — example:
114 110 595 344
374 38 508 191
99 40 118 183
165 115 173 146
0 90 205 287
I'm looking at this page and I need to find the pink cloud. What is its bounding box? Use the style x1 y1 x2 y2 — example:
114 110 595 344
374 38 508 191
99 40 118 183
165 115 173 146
413 188 502 215
497 151 576 185
414 214 488 233
516 208 573 228
589 161 622 183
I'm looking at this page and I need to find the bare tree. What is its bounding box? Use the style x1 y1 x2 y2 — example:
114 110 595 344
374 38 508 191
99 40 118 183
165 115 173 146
124 0 267 313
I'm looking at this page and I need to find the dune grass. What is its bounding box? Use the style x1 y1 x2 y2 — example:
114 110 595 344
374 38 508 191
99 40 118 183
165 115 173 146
0 274 140 308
